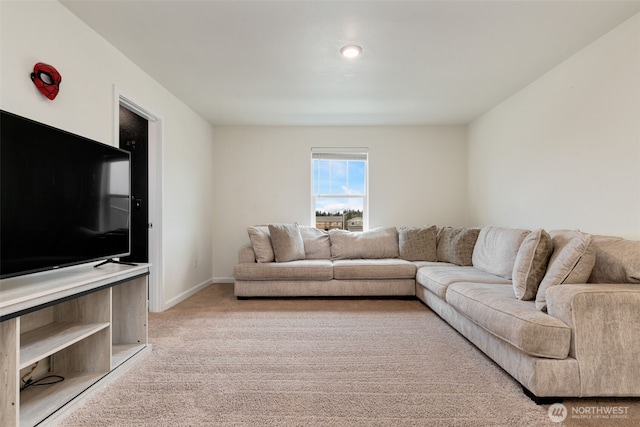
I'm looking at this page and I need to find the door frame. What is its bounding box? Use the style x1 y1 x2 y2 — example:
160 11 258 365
113 86 164 312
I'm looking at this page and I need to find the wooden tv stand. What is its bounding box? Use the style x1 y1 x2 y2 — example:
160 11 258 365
0 262 151 426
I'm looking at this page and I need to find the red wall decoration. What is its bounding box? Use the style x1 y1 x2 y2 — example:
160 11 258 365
31 63 62 100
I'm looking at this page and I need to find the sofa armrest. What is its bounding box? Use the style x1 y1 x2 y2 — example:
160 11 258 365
238 245 257 263
546 283 640 396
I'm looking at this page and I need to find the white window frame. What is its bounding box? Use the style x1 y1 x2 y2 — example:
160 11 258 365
310 147 369 231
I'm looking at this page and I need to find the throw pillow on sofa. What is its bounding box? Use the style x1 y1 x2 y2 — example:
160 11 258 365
436 226 480 266
588 235 640 283
247 225 274 263
268 223 306 262
299 225 331 259
535 230 596 311
329 227 399 260
398 225 438 261
472 226 530 280
512 229 553 300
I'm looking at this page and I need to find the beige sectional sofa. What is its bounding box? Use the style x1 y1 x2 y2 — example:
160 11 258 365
233 223 640 401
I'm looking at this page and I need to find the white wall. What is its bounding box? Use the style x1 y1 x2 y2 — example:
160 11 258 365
212 125 468 279
468 13 640 239
1 1 215 309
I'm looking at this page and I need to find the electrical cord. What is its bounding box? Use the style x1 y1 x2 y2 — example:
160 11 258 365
21 375 65 391
20 362 65 391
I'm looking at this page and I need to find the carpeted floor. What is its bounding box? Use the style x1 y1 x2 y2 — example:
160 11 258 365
58 283 636 426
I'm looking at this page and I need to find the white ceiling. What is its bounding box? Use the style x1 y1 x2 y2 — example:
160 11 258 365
61 0 640 126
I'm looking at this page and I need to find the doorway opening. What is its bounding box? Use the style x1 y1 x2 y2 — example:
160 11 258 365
120 106 149 263
116 91 164 312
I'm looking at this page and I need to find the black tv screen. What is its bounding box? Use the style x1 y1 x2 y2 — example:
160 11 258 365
1 110 131 279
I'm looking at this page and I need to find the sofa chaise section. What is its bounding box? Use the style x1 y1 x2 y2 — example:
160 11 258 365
415 283 583 398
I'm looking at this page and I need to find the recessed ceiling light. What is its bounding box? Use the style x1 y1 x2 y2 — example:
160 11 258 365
340 45 362 58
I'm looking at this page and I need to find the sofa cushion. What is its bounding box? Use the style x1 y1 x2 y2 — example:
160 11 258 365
268 223 306 262
398 225 437 261
234 259 333 281
416 265 511 300
446 282 571 359
536 230 596 311
412 260 455 269
588 235 640 284
512 229 553 300
333 259 416 280
436 227 480 266
299 225 331 259
247 225 274 263
472 226 530 280
329 227 399 260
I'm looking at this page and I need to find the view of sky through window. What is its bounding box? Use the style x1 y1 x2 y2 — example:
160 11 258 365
313 159 365 214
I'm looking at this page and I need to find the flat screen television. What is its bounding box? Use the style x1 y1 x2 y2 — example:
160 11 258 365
1 110 131 279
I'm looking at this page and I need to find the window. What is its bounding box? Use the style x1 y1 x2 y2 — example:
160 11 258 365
311 148 368 231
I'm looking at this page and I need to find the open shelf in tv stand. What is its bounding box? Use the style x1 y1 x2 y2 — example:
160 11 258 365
0 262 151 427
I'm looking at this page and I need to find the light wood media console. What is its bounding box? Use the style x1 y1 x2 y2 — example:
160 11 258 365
0 262 151 426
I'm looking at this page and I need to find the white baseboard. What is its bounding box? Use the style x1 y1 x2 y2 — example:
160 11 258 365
163 278 212 310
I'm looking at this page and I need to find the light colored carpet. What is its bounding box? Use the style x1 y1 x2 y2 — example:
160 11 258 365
58 282 623 426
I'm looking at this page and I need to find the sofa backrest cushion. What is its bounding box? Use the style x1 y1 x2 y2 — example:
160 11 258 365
268 223 306 262
398 225 438 261
436 227 480 266
588 235 640 283
512 229 553 300
329 227 399 260
472 226 530 279
299 225 331 259
247 225 274 263
535 230 596 311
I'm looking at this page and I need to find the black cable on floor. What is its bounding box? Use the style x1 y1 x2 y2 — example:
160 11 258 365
21 375 65 391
